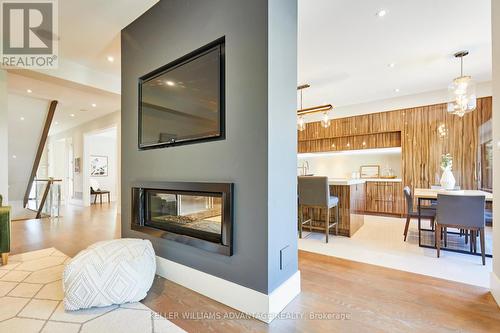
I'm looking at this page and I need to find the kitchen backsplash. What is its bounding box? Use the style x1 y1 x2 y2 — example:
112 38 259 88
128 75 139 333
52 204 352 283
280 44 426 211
297 152 402 178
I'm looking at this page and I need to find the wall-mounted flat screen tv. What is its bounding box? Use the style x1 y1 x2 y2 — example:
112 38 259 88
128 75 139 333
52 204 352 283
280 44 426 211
138 37 225 149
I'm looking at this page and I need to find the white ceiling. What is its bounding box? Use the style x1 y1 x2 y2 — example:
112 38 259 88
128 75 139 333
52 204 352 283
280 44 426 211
298 0 492 108
7 71 120 135
57 0 158 76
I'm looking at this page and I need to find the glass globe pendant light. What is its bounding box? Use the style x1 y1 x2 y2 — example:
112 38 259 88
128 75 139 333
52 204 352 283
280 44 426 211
297 116 306 131
320 111 331 128
447 51 476 117
297 85 307 131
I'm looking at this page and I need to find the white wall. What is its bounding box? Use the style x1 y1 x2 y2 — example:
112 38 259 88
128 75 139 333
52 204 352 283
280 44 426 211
0 70 8 203
7 93 48 202
87 130 117 201
47 138 68 201
47 111 120 206
491 0 500 305
298 150 402 179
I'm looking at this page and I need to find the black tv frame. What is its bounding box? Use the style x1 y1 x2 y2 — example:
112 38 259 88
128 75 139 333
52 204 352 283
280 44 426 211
138 36 226 150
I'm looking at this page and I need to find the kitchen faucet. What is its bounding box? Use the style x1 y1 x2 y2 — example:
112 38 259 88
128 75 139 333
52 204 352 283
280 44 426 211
298 161 310 176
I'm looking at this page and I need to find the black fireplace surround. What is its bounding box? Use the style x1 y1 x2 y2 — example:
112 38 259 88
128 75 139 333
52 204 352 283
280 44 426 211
131 181 233 255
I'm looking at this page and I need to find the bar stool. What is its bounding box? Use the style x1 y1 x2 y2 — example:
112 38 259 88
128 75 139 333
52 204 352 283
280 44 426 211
298 176 339 243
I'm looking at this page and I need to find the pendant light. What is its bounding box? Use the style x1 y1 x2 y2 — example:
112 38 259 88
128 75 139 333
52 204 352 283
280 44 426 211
297 84 308 131
447 51 476 117
297 84 333 130
320 112 331 128
297 115 306 131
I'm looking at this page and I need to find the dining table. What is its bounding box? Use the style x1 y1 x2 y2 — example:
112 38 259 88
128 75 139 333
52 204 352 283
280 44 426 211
414 188 493 255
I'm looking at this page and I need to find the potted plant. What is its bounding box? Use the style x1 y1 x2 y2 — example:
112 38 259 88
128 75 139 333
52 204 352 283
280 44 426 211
440 153 456 190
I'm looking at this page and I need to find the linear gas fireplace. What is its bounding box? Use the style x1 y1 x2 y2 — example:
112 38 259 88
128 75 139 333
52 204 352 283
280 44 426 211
131 182 233 255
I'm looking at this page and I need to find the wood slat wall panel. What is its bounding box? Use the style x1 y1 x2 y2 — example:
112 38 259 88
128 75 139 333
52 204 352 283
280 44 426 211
297 132 401 153
365 182 404 215
369 111 404 134
401 97 492 194
298 109 404 141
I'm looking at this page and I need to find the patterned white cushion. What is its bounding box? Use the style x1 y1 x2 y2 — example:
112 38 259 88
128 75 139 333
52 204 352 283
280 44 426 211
63 238 156 311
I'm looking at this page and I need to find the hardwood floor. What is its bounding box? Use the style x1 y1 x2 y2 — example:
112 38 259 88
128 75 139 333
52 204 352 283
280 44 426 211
9 204 500 332
10 203 120 257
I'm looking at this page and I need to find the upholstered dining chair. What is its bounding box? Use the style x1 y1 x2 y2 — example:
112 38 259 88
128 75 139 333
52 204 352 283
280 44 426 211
298 176 339 243
435 194 486 265
403 186 436 241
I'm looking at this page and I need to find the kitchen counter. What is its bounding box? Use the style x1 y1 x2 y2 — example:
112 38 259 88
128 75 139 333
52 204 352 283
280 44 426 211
328 178 366 186
328 178 402 185
363 178 402 182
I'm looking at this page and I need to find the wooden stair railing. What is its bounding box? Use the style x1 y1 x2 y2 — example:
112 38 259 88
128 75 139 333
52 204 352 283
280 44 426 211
23 100 58 208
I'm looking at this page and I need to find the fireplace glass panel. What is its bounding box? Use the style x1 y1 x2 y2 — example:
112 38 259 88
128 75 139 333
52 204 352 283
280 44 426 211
145 190 223 243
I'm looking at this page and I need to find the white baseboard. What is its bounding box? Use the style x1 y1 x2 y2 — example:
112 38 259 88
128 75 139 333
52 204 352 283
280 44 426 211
155 256 300 323
491 272 500 306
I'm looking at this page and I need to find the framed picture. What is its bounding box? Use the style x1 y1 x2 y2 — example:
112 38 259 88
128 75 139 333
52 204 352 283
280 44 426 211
360 165 380 179
90 155 108 177
74 157 81 173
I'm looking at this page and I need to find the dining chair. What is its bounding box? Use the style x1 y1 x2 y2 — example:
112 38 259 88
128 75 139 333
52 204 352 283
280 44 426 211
90 179 110 204
435 194 486 265
298 176 339 243
485 208 493 225
403 186 436 241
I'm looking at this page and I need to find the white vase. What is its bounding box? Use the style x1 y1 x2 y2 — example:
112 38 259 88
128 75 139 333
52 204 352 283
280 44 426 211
440 167 456 190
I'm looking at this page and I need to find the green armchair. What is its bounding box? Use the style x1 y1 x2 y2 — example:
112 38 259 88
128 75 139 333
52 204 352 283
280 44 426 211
0 194 10 265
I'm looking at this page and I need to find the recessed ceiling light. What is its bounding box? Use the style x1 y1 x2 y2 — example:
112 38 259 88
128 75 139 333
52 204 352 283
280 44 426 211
91 103 97 108
376 9 387 17
12 155 17 159
388 63 395 68
107 56 115 63
20 116 25 121
394 88 400 93
70 113 75 117
54 121 59 125
166 81 175 86
26 89 32 93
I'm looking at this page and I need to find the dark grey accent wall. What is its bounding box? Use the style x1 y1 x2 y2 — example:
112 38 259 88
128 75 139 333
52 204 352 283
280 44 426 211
121 0 297 294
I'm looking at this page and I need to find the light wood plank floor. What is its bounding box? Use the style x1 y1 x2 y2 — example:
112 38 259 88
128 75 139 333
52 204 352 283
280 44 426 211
9 204 500 332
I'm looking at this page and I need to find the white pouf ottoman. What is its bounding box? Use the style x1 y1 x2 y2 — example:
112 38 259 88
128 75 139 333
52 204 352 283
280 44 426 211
63 238 156 311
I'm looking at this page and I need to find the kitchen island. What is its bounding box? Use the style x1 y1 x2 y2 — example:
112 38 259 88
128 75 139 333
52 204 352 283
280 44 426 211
303 178 366 237
329 179 366 237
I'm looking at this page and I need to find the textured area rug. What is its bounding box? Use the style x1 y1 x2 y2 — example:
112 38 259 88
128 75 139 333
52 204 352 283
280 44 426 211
0 248 185 333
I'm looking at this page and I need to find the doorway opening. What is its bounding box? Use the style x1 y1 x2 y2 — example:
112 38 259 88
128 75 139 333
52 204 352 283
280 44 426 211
83 126 118 207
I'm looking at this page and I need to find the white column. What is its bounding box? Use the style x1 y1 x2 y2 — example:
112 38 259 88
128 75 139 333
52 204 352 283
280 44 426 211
0 70 8 203
491 0 500 305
